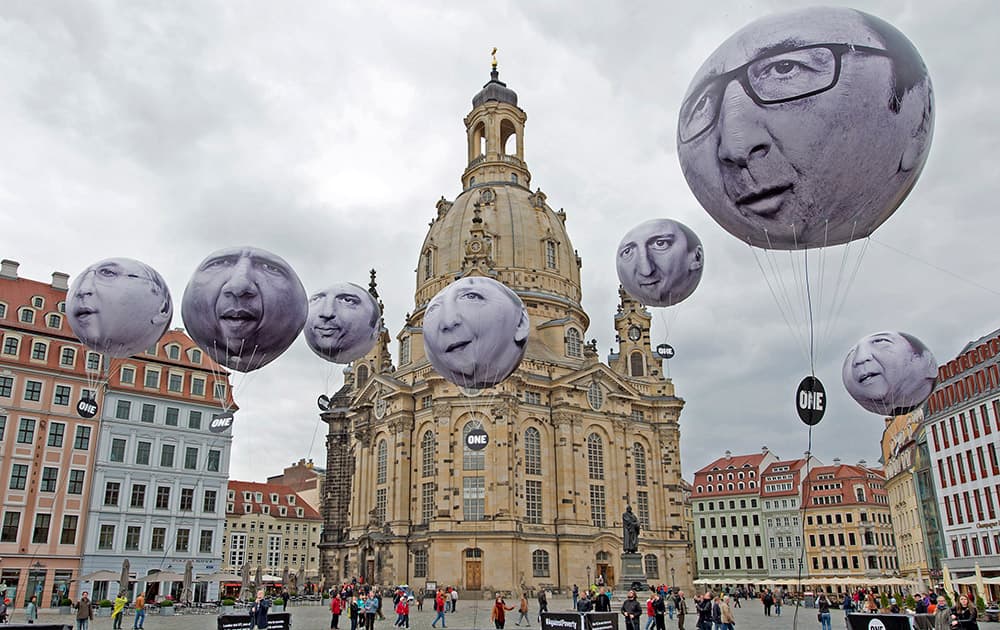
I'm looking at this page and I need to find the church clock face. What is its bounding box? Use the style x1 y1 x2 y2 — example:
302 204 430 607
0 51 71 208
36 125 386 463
627 325 642 342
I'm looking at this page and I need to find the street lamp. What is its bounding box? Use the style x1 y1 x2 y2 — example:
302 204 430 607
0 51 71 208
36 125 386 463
587 566 591 587
671 567 676 588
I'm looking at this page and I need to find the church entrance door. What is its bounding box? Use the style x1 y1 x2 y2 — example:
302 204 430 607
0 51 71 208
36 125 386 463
596 563 614 586
465 562 482 590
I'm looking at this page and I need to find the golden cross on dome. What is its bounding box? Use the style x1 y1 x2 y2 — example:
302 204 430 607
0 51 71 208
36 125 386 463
491 47 498 69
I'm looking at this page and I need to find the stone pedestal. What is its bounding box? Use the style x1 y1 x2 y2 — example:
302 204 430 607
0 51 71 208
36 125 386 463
620 552 647 589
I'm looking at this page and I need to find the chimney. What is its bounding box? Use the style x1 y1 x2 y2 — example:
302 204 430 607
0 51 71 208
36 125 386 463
858 459 867 467
0 260 19 279
761 446 769 454
725 450 732 460
833 457 841 465
51 272 69 291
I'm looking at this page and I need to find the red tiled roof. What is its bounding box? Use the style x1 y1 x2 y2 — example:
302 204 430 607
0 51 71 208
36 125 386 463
228 480 322 520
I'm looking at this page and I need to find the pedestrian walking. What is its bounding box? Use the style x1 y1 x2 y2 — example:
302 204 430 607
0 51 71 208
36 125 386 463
572 585 579 611
515 592 531 626
817 593 832 630
132 593 145 630
537 589 548 622
112 592 128 630
653 591 667 630
25 595 38 624
491 594 515 630
676 592 686 630
432 589 447 628
74 591 95 630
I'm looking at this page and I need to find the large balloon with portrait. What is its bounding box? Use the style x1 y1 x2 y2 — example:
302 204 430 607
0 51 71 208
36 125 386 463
676 7 934 250
304 282 382 364
616 218 704 307
181 246 307 373
422 276 530 389
67 257 173 358
842 331 937 416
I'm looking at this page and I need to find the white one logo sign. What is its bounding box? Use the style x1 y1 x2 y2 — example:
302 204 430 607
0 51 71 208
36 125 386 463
209 412 235 433
869 619 886 630
465 428 489 451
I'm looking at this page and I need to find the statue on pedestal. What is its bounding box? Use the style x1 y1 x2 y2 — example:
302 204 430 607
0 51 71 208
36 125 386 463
623 506 640 553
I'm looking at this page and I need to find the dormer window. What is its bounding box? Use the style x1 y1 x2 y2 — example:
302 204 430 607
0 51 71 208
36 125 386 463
296 508 304 517
566 328 582 358
167 344 181 360
47 313 61 328
31 296 44 309
270 493 278 503
261 505 270 515
255 492 263 502
545 240 557 269
288 495 296 505
279 506 287 516
189 348 202 364
19 308 34 324
244 504 252 513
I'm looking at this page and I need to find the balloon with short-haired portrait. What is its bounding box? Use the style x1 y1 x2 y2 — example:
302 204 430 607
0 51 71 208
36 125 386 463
67 258 173 358
304 282 382 364
422 276 529 389
181 246 307 373
616 218 704 307
677 7 934 250
842 331 937 415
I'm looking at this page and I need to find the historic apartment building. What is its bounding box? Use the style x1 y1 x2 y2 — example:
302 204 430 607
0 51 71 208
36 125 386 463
691 449 778 584
267 459 325 512
79 329 235 603
761 456 817 581
881 409 944 590
318 63 692 596
222 481 323 588
924 328 1000 585
802 462 896 581
0 261 100 608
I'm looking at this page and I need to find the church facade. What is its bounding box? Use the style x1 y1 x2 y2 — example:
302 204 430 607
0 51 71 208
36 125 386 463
318 63 692 597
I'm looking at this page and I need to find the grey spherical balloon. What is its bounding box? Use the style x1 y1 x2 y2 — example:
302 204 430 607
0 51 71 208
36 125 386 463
616 218 704 307
182 246 307 373
677 7 934 250
67 257 173 358
304 282 382 364
423 276 529 389
842 331 937 416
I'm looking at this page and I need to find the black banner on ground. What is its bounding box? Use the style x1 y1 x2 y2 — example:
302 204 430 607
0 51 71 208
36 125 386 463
586 611 621 630
541 611 584 630
847 613 913 630
218 612 292 630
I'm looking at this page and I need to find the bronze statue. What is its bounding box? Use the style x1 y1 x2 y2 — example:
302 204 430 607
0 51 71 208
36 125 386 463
623 505 640 553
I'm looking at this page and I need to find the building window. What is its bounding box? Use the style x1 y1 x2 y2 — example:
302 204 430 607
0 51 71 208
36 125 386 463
355 365 368 386
526 479 543 524
130 484 146 508
115 400 131 420
140 404 155 423
155 486 171 509
48 422 66 448
86 352 101 371
124 526 141 551
463 420 486 470
135 441 151 465
58 346 74 366
630 352 644 376
423 250 433 280
545 241 557 269
24 380 42 401
587 433 605 480
421 482 435 524
31 296 44 308
200 530 214 553
168 373 183 392
637 491 651 529
0 415 6 440
191 377 205 396
144 368 160 388
0 511 20 542
644 554 659 579
167 344 181 360
104 482 120 506
53 385 71 406
184 447 199 469
532 549 551 577
463 476 485 521
190 348 202 364
587 381 604 410
421 431 435 477
524 391 541 405
0 303 5 318
47 313 61 328
203 490 217 513
20 308 34 323
60 515 78 545
40 467 58 492
400 337 411 365
110 438 126 462
634 443 648 486
213 382 227 401
151 527 166 552
179 488 194 511
74 426 91 450
67 470 85 494
31 341 47 361
98 524 115 550
176 528 190 552
189 410 202 430
414 549 428 578
2 337 19 355
267 535 281 568
566 328 582 358
9 463 28 490
207 449 221 472
120 366 135 384
590 484 607 527
17 418 35 444
0 376 12 397
165 407 179 426
525 427 542 475
375 487 387 525
229 532 246 566
377 439 388 484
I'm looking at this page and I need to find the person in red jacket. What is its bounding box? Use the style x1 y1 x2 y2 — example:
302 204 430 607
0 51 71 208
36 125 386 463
330 594 343 630
395 596 410 628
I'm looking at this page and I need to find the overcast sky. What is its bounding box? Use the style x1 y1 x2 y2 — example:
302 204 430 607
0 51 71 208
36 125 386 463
3 1 997 483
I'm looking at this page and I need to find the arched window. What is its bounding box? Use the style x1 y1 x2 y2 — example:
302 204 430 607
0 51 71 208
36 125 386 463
423 250 433 280
463 420 485 471
511 173 518 184
566 328 582 358
500 119 517 155
738 482 745 490
728 483 734 491
356 364 369 386
749 481 756 489
421 431 435 478
532 550 550 577
633 443 647 486
377 439 388 484
587 381 604 410
525 427 541 475
630 352 644 377
465 548 483 559
545 241 557 269
587 433 605 480
644 554 659 579
399 337 411 365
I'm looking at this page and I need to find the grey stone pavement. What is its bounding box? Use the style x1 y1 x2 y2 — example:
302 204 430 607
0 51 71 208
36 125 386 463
19 599 1000 630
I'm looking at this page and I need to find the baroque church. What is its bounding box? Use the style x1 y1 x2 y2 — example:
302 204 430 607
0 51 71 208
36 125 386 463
318 61 692 596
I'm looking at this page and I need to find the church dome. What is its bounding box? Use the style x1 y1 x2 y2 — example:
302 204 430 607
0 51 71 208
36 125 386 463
472 68 518 108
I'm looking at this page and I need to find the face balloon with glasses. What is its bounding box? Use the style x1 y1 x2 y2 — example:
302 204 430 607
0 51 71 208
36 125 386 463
182 247 307 373
67 258 173 358
677 7 934 250
616 218 705 307
842 331 937 416
422 276 530 389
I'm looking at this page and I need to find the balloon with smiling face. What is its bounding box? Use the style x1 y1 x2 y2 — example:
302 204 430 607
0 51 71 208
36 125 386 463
181 246 307 372
842 331 937 416
616 218 705 307
677 7 934 250
67 258 173 358
422 276 530 389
